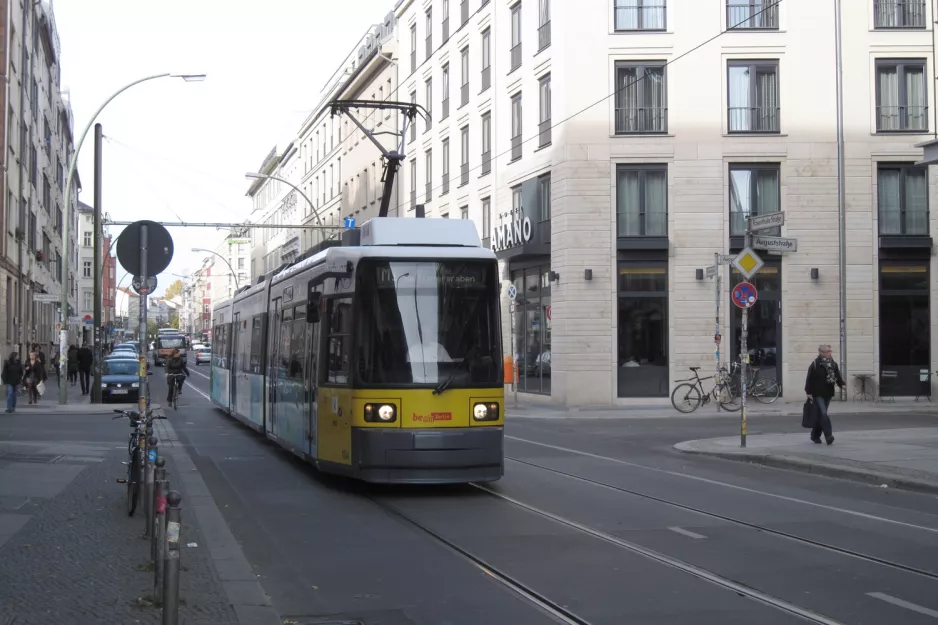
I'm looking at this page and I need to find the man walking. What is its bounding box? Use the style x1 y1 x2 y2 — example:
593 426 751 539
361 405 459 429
77 343 94 395
805 344 846 445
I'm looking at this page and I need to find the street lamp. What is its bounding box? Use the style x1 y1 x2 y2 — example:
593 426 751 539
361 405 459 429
58 72 206 405
192 248 240 291
244 172 335 243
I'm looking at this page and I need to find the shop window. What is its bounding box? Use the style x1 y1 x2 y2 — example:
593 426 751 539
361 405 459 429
879 263 929 396
617 264 667 397
511 265 551 394
730 264 781 385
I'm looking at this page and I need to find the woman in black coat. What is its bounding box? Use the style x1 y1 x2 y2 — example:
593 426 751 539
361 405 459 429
804 344 845 445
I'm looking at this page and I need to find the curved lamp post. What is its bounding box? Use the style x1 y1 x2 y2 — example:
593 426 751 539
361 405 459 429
192 248 240 291
58 72 206 404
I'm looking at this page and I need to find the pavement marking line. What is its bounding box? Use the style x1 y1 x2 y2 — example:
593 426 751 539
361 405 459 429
867 593 938 618
507 436 938 535
668 526 706 540
473 484 846 625
190 369 210 381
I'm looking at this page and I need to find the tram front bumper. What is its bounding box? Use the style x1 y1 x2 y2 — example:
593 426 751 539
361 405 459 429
352 426 504 484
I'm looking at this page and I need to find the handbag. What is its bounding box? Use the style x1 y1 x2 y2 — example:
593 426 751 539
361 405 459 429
37 380 46 396
801 399 817 428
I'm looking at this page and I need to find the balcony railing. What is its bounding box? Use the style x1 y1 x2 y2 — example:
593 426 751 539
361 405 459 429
461 162 469 186
481 66 491 91
538 21 551 50
727 2 779 29
510 43 521 71
511 135 522 161
874 0 927 28
426 36 432 59
442 173 450 195
442 97 449 120
877 105 929 132
481 150 492 175
461 82 469 107
727 106 780 133
538 119 552 147
426 181 433 201
618 212 668 237
879 209 929 235
615 107 668 134
442 17 449 42
614 3 666 31
461 0 469 25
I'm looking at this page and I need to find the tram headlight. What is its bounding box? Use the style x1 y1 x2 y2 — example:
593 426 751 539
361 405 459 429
364 403 397 423
473 402 499 421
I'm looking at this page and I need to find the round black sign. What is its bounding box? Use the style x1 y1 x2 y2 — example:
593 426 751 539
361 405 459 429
116 220 174 277
132 275 158 295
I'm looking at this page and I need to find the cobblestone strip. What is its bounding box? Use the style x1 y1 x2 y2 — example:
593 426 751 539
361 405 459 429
0 449 240 624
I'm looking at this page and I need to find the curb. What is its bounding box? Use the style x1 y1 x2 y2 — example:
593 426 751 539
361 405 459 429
674 443 938 496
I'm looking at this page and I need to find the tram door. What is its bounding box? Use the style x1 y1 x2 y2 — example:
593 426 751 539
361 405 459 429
306 287 324 459
266 298 282 436
230 312 240 411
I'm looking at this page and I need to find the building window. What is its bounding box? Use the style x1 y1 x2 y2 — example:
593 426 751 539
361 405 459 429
539 74 552 147
614 0 666 31
460 205 469 220
442 0 450 41
538 174 551 244
482 196 492 247
878 164 928 235
425 78 433 131
425 8 433 59
481 112 492 174
727 60 780 133
410 91 417 142
729 164 780 236
879 263 930 396
460 125 470 186
425 149 433 201
460 47 470 107
83 290 93 312
617 165 667 237
238 257 245 269
618 263 668 397
410 158 417 209
461 0 470 25
539 0 551 49
442 138 450 195
511 266 551 394
481 28 492 91
874 0 926 28
615 62 667 134
441 63 450 119
83 260 92 278
410 24 417 73
83 231 92 247
326 298 353 384
510 3 522 71
727 0 779 29
876 60 928 133
511 93 522 161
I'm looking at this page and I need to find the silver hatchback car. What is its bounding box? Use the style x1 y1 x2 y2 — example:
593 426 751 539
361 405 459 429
195 348 211 365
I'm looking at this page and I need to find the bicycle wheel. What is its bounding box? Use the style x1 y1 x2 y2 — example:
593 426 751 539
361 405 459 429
751 377 781 404
717 381 742 412
127 447 141 517
671 383 702 413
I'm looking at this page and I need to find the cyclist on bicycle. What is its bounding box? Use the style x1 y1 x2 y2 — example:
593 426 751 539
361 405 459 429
165 348 189 402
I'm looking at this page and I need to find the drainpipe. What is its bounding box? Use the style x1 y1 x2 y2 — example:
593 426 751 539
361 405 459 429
834 0 847 399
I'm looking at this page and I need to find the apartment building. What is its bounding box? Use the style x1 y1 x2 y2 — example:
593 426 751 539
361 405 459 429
207 233 249 303
2 0 79 354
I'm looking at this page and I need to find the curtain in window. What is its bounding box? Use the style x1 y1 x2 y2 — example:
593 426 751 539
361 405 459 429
644 1 665 29
729 169 751 233
755 68 778 131
878 169 902 234
905 169 928 234
644 170 667 235
617 170 642 236
728 66 751 131
616 67 639 132
615 0 638 29
876 0 900 27
645 68 665 131
539 0 549 25
756 170 779 218
905 66 926 130
878 67 899 130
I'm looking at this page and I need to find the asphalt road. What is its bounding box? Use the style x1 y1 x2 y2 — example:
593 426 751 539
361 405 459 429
161 367 938 625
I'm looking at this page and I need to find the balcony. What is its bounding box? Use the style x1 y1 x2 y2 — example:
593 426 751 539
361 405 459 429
461 162 469 186
614 2 666 31
727 2 779 29
481 66 491 91
442 17 449 42
461 82 469 107
426 181 432 201
538 21 551 50
442 172 450 195
538 120 551 147
874 0 927 28
510 44 521 71
615 107 668 134
877 105 929 133
511 135 522 161
442 97 449 120
727 106 780 133
461 0 469 25
481 151 491 175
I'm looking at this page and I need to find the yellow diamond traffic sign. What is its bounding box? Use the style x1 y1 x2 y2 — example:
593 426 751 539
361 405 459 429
731 246 764 280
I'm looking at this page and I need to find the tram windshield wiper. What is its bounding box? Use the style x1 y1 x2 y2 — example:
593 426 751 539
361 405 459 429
433 345 478 395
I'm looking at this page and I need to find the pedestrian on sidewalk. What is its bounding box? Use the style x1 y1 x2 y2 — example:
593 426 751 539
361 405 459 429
77 343 93 395
66 345 79 386
2 352 23 413
23 352 43 405
805 344 845 446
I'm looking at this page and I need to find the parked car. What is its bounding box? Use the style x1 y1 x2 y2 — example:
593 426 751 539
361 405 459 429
101 357 151 403
195 348 211 365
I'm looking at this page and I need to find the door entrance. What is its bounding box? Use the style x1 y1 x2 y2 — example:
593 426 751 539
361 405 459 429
730 263 782 389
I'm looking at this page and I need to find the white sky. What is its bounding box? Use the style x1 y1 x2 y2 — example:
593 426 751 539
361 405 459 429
55 0 392 297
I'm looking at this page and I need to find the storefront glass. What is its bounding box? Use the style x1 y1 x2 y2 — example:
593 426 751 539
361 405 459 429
511 265 551 394
879 263 929 396
730 264 781 385
617 264 668 397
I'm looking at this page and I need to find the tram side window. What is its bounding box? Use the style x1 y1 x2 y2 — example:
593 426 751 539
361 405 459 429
214 324 228 369
237 318 250 372
326 298 352 384
279 308 293 380
291 305 307 380
249 316 263 374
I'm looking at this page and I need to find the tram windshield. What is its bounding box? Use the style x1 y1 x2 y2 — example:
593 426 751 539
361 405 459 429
356 259 500 387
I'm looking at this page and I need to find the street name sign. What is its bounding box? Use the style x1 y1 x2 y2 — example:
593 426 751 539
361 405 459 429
34 293 58 303
748 212 785 232
705 266 717 278
752 235 798 253
731 247 764 280
719 254 736 264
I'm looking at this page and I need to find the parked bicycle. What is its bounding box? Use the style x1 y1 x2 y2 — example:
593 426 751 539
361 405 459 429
726 360 781 404
113 408 166 516
671 366 741 413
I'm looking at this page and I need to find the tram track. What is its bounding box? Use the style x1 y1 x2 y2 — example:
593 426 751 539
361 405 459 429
504 455 938 583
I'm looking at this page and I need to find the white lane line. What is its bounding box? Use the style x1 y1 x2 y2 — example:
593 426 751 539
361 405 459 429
867 592 938 618
507 436 938 535
668 526 706 540
189 368 210 380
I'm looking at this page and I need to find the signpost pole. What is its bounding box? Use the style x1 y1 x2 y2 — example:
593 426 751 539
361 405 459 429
92 124 104 404
138 226 149 417
740 221 753 448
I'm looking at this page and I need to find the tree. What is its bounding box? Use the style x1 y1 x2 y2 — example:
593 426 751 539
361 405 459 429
164 279 184 301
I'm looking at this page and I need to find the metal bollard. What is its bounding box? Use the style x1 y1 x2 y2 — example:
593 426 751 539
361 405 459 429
162 490 182 625
143 436 158 538
153 458 168 599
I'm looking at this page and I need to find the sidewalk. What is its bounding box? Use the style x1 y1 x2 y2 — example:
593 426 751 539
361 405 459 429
506 396 938 419
0 410 280 623
675 427 938 495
